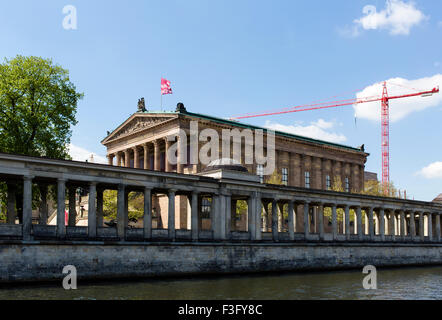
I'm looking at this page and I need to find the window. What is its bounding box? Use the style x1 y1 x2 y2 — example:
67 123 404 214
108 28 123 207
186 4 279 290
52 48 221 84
201 197 211 219
257 165 264 183
282 168 288 186
326 175 331 190
305 171 310 188
345 177 350 192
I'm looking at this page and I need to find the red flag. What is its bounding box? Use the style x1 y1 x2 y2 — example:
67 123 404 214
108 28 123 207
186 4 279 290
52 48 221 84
161 78 173 95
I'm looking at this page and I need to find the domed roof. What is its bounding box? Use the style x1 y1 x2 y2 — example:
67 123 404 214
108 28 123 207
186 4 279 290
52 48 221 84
202 158 248 173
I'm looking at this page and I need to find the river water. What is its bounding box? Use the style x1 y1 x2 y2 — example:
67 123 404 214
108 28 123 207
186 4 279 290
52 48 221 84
0 266 441 300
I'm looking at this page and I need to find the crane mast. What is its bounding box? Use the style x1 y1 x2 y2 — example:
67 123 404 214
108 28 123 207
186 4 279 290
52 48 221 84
381 82 390 192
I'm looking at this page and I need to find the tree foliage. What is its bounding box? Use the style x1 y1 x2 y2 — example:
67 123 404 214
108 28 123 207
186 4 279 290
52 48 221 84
0 55 83 219
102 190 144 221
0 55 83 158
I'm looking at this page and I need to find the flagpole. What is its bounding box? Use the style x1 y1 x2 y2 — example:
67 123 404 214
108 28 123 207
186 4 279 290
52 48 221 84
161 77 163 112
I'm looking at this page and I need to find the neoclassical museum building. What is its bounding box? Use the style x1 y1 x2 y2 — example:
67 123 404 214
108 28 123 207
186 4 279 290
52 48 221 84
101 99 369 231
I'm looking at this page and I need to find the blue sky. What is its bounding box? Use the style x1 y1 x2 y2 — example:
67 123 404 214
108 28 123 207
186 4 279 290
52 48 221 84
0 0 441 200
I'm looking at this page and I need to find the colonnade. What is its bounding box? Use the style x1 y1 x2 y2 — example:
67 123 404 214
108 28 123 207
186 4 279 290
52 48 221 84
2 175 441 243
0 153 440 243
107 137 186 173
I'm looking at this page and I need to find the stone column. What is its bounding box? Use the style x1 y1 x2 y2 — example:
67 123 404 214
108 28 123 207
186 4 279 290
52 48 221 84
143 187 152 240
288 200 295 241
57 179 66 239
107 154 114 166
218 193 227 240
248 195 255 240
368 207 374 241
225 195 232 239
154 140 161 171
6 183 17 224
96 188 104 228
124 150 130 168
344 205 350 240
419 211 424 241
357 206 363 241
410 211 416 241
22 176 33 241
168 189 176 240
116 152 122 167
272 199 279 242
39 184 48 225
68 187 77 226
318 203 324 241
332 204 337 241
400 211 406 241
143 143 149 170
177 136 184 174
304 201 310 240
212 194 222 240
254 194 262 241
165 138 173 172
379 208 385 241
117 184 126 240
435 213 441 242
133 147 140 169
88 182 97 238
428 213 433 242
191 192 199 241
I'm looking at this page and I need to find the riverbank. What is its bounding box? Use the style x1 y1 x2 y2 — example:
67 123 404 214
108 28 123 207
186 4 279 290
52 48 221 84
1 240 441 284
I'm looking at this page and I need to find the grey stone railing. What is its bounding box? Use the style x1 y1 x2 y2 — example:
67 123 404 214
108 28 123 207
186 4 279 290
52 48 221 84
0 152 441 244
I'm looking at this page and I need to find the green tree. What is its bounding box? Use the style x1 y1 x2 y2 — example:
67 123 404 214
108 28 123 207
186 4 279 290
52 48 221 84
0 55 83 158
102 190 144 221
266 170 283 185
362 180 399 198
0 55 83 220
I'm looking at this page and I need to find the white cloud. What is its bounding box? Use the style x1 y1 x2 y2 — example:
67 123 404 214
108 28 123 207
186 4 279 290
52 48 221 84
353 0 428 36
264 119 347 144
68 144 107 164
417 161 442 179
353 74 442 122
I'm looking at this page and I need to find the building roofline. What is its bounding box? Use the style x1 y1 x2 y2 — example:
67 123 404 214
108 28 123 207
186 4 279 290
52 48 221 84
102 109 369 155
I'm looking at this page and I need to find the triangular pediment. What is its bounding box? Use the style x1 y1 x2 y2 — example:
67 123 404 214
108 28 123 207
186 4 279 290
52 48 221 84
102 114 178 144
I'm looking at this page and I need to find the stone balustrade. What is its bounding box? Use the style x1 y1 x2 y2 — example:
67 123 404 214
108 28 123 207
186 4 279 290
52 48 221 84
0 152 441 244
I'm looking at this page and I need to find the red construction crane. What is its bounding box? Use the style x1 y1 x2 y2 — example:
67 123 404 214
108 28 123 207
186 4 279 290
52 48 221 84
230 82 439 193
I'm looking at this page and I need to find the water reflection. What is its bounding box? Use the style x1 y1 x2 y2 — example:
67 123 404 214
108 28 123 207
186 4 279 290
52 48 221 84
0 266 441 300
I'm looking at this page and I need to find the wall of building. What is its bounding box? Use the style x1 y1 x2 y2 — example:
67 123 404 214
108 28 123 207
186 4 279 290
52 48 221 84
104 114 367 193
1 241 441 283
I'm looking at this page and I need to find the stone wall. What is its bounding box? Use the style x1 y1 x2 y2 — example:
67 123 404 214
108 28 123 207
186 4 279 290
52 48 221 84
0 241 440 283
